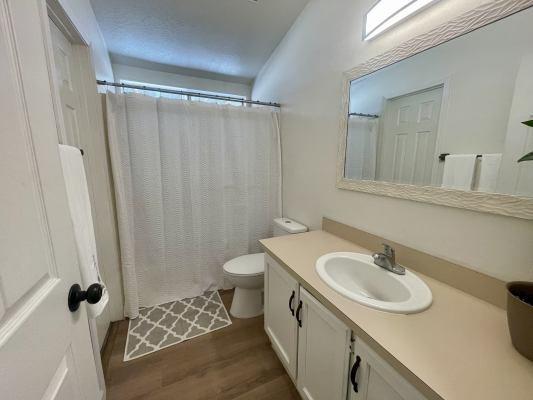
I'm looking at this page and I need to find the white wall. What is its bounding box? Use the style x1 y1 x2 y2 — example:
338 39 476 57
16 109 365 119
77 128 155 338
112 63 252 98
57 0 113 81
498 53 533 197
252 0 533 282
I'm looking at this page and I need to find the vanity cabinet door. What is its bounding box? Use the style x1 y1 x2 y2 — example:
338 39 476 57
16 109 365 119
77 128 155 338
264 254 299 381
297 287 351 400
349 339 427 400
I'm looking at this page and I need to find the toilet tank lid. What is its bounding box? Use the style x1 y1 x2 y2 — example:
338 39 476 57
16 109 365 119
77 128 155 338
273 218 308 234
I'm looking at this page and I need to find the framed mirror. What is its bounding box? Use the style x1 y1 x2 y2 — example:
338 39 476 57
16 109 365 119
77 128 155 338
337 1 533 219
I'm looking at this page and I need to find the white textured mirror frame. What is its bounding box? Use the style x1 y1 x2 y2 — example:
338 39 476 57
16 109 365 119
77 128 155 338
338 0 533 220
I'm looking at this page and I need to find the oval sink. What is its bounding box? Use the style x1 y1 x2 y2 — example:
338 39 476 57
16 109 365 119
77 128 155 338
316 252 432 314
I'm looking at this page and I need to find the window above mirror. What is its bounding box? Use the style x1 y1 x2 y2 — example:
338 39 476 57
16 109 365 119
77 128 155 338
364 0 440 40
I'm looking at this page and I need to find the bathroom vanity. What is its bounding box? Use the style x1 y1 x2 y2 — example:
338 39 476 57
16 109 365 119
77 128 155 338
260 225 533 400
264 252 426 400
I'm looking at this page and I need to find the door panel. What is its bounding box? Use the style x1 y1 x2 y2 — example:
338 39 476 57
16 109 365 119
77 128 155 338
0 0 100 398
367 371 403 400
50 20 82 147
297 288 351 400
41 351 81 400
349 338 426 400
264 254 299 380
379 86 443 185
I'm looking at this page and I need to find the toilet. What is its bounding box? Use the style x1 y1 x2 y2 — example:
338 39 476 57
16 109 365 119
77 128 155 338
223 217 308 318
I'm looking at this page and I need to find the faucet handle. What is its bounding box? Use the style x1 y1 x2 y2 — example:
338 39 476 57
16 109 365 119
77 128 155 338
382 243 396 265
382 243 394 256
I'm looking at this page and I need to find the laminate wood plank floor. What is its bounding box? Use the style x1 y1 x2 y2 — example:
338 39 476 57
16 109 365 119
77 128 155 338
101 290 300 400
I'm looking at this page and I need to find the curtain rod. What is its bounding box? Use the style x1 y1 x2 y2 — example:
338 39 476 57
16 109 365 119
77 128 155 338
97 80 281 108
349 112 380 119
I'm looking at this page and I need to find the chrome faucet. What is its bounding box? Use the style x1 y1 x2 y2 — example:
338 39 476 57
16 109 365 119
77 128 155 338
372 244 405 275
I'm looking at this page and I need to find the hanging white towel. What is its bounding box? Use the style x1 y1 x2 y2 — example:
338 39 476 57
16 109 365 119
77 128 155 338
59 144 109 318
476 153 502 193
441 154 477 191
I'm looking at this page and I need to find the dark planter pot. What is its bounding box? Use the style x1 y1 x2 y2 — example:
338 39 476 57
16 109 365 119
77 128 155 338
507 281 533 361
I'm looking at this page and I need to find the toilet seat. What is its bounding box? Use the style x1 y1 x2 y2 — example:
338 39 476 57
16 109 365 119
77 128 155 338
223 253 264 276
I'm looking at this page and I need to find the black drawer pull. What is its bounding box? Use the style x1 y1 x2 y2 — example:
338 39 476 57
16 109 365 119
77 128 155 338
288 290 296 316
295 300 303 327
350 355 361 393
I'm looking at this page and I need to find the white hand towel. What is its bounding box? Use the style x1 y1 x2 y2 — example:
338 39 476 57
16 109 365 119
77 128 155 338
441 154 477 191
476 153 502 193
59 144 109 318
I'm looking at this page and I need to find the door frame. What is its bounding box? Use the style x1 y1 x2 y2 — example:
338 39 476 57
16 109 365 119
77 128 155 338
38 0 107 397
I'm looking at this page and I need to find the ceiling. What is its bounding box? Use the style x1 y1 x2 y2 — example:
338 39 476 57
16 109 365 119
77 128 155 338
90 0 309 84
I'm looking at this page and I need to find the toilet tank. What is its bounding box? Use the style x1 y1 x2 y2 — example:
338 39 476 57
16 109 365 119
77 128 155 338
273 218 308 237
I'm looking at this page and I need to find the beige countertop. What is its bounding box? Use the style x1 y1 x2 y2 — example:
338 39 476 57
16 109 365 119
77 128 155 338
260 230 533 400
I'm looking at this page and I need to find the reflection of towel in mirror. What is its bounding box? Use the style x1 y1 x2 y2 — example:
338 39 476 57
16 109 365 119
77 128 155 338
441 154 477 191
475 153 502 193
345 115 379 180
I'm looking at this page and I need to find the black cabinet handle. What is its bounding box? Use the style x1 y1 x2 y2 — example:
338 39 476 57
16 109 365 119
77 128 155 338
295 300 303 327
288 290 296 316
68 283 103 312
350 355 361 393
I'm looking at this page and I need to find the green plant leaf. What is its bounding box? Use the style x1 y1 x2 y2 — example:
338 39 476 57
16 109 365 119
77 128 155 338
518 151 533 162
522 119 533 127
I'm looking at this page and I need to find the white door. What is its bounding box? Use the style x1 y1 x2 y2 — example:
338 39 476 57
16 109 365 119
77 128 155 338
264 254 299 381
0 1 100 399
378 86 443 185
297 288 351 400
349 338 426 400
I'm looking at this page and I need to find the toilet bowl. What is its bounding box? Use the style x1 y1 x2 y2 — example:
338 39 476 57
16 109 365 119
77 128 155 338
223 253 265 318
223 218 308 319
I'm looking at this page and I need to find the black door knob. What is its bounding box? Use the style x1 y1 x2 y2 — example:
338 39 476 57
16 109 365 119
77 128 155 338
68 283 103 312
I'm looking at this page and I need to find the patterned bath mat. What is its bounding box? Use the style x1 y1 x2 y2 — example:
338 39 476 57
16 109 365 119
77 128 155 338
124 291 232 361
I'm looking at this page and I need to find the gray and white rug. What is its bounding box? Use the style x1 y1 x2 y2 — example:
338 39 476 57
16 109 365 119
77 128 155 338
124 291 232 361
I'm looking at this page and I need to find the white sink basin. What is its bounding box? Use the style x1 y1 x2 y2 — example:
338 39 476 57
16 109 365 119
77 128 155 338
316 252 432 314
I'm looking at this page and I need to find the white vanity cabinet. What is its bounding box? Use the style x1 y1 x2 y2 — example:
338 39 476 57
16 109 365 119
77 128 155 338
297 287 351 400
265 255 351 399
264 254 426 400
264 254 300 380
348 339 426 400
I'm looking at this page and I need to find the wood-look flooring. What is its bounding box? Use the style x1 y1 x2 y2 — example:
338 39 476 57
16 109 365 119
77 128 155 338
101 290 300 400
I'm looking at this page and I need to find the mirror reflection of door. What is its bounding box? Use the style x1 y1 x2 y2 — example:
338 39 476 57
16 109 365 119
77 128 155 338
378 86 443 185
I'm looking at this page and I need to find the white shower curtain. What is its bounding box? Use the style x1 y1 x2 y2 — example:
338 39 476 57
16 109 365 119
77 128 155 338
344 115 378 180
106 93 281 318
